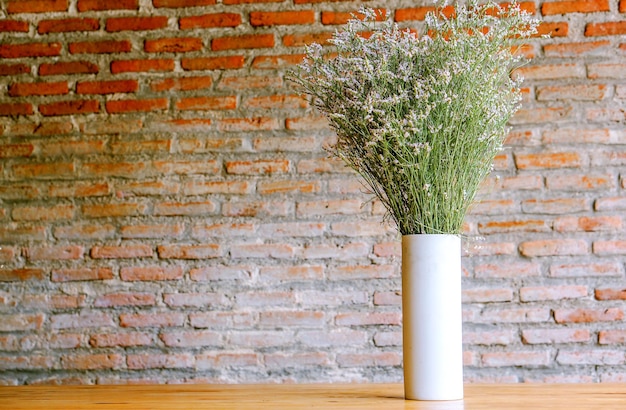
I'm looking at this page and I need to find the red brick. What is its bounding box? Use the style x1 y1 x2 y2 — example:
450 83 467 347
337 352 402 368
586 21 626 36
94 293 156 307
520 285 588 302
550 262 623 278
154 0 216 7
264 352 330 369
50 183 110 200
521 198 588 214
160 330 221 347
91 245 153 259
111 59 174 74
322 9 386 25
150 76 213 92
0 247 17 262
106 98 168 114
163 292 227 308
519 239 588 257
335 312 401 326
196 352 259 369
120 312 185 328
511 106 572 124
120 266 183 281
69 40 132 55
212 34 274 51
77 79 138 95
547 173 614 191
514 152 583 170
90 333 153 348
24 245 83 261
78 0 138 10
121 224 185 239
477 219 550 234
153 200 216 216
224 0 283 3
252 54 305 69
176 96 237 111
535 22 569 37
542 0 609 15
39 61 99 76
22 294 86 310
593 240 626 255
250 10 315 26
0 43 61 59
0 20 29 32
106 16 168 32
11 204 75 221
395 5 455 21
482 351 551 367
0 103 33 117
51 268 114 282
157 244 222 259
82 162 150 179
9 121 75 137
298 328 368 347
39 100 100 116
522 328 590 344
7 0 67 14
0 356 59 372
0 144 35 158
555 215 622 232
222 200 290 218
50 313 115 329
543 40 611 57
181 56 245 71
282 32 333 47
145 37 203 53
183 181 251 197
557 350 625 365
599 330 626 344
0 314 45 332
537 84 608 101
179 13 241 29
8 81 68 97
512 63 585 80
0 63 30 76
61 354 123 370
595 288 626 300
286 115 329 130
218 117 280 132
462 288 514 303
12 162 76 180
0 268 46 282
38 18 99 34
555 308 624 323
127 353 194 369
257 180 320 195
463 329 516 345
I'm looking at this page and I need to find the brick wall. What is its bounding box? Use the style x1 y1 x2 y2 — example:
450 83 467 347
0 0 625 385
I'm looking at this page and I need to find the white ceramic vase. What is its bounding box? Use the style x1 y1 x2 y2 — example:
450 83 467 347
402 234 464 401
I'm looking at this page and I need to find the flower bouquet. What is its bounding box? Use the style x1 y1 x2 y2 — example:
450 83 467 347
288 0 538 235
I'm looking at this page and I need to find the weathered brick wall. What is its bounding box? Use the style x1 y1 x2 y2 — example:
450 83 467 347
0 0 624 385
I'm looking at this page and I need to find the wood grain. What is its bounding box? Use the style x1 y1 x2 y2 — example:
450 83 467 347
1 383 626 409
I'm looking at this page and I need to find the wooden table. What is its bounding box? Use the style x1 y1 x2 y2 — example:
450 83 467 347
1 383 625 409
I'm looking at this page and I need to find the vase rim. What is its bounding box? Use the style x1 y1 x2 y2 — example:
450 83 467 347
402 233 460 237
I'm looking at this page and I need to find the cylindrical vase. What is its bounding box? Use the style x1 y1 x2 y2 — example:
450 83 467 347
402 234 463 401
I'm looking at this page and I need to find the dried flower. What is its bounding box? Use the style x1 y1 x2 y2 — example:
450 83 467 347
287 0 539 235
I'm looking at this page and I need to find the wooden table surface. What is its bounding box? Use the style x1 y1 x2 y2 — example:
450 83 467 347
1 383 626 409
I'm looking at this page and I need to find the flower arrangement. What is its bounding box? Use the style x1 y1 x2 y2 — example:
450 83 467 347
288 1 539 235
